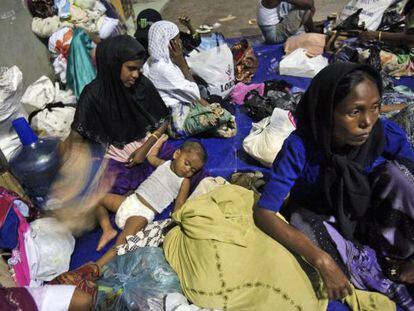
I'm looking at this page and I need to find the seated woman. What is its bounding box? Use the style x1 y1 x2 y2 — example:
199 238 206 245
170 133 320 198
359 1 414 76
257 0 317 44
134 8 201 55
64 35 170 194
143 21 236 139
254 62 414 306
51 35 171 293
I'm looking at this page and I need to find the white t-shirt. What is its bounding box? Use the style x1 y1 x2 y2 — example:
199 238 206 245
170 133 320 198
257 0 294 26
338 0 394 31
135 160 184 213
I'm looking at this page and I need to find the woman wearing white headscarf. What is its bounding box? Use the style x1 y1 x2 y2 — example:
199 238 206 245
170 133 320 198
143 21 201 109
143 21 236 138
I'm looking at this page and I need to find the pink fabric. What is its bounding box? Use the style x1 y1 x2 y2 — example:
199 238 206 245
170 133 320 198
230 82 265 105
284 33 326 57
288 111 296 127
11 206 31 286
106 137 148 163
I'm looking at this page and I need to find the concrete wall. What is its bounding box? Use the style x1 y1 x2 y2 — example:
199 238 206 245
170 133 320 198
0 0 54 88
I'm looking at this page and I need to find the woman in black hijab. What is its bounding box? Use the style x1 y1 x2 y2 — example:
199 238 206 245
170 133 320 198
134 8 201 55
70 35 170 166
254 62 414 302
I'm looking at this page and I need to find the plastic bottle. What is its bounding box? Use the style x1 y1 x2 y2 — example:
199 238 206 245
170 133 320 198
9 117 60 209
324 13 338 34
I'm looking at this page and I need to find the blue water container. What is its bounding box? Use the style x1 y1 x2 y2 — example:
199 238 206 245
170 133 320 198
9 117 60 209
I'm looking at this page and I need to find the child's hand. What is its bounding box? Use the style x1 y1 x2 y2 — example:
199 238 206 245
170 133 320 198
179 15 192 29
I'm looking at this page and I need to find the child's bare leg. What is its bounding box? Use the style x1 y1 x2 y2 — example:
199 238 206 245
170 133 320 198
95 206 117 251
96 216 148 267
95 194 126 251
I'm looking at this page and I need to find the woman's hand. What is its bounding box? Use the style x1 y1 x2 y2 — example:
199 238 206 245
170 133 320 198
385 258 414 284
126 146 147 167
316 254 353 300
178 15 193 29
169 39 185 67
169 40 195 81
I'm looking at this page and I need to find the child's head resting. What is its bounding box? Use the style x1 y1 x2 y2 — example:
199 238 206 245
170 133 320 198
172 141 207 178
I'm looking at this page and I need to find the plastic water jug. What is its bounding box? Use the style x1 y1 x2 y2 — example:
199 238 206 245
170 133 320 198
9 117 60 209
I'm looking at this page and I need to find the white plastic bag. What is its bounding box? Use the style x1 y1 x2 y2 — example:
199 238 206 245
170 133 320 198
98 16 119 39
279 48 328 78
31 106 76 140
186 42 235 98
21 76 55 113
243 108 296 167
0 66 26 159
0 66 23 120
28 217 75 281
339 0 394 31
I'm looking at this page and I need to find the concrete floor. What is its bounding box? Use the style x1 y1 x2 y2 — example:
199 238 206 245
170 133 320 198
0 0 351 86
160 0 350 38
0 0 54 87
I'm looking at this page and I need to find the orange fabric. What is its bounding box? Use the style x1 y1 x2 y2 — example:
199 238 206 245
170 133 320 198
55 28 73 59
231 39 259 84
110 0 125 20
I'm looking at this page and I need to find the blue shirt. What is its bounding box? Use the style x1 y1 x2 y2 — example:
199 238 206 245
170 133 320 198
258 118 414 212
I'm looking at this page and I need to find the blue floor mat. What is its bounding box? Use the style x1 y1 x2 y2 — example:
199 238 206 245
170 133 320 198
70 37 412 311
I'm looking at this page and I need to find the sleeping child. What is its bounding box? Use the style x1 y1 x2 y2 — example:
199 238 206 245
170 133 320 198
94 134 207 267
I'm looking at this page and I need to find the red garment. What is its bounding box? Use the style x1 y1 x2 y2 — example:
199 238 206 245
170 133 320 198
0 287 37 311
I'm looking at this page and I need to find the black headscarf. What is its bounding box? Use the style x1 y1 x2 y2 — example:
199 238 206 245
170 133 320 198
134 9 163 51
295 62 385 240
72 35 170 148
404 0 414 15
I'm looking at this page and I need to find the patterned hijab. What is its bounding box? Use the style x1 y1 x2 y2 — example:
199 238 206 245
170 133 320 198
147 20 180 62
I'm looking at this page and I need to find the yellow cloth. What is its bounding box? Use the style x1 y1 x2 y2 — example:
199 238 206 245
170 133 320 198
110 0 125 20
344 289 395 311
163 185 395 311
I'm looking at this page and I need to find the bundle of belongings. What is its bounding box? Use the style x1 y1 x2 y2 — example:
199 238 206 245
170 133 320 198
237 79 302 167
0 187 75 287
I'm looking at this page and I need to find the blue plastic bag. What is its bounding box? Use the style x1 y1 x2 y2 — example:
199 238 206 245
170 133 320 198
197 32 226 51
96 247 182 311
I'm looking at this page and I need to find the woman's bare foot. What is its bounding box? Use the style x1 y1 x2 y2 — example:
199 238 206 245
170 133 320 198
96 229 117 251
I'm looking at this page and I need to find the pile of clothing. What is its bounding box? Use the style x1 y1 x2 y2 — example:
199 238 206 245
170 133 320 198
29 0 124 98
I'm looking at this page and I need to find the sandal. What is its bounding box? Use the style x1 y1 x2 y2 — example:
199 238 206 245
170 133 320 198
196 24 213 34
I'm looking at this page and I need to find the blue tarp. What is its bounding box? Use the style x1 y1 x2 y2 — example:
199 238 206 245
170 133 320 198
70 38 411 311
